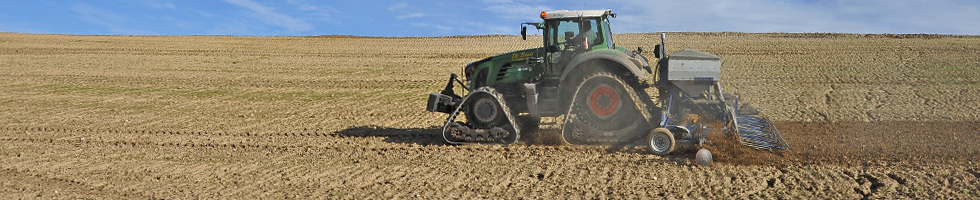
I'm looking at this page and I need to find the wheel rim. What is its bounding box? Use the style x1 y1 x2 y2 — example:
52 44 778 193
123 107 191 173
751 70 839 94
651 133 671 152
588 85 620 117
575 76 633 126
472 98 498 123
562 73 647 144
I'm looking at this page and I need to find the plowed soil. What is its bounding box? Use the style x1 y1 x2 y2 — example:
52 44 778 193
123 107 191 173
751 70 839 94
1 32 979 199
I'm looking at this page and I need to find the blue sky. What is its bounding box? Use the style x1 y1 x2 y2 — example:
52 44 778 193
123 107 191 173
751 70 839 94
1 0 979 36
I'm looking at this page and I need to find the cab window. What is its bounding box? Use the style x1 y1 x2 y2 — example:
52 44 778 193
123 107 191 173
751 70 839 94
602 19 615 49
546 18 603 51
547 20 579 51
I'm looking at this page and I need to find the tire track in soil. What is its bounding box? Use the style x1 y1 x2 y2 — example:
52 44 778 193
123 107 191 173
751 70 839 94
2 125 354 138
0 167 139 199
5 120 979 168
0 125 606 156
0 73 444 96
3 135 347 198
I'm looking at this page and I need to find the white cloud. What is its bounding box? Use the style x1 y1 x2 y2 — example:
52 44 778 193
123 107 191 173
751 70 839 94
224 0 312 32
139 0 176 9
611 0 980 34
836 0 980 34
396 13 430 20
388 3 408 11
71 3 149 34
408 21 511 36
482 0 551 22
387 2 422 20
0 24 47 34
286 0 341 18
49 0 980 36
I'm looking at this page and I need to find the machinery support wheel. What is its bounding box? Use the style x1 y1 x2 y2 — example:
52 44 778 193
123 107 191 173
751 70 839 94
646 128 675 156
695 148 713 166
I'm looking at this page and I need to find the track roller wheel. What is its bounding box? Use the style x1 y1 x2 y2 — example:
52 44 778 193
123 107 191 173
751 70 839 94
465 92 506 128
646 128 675 156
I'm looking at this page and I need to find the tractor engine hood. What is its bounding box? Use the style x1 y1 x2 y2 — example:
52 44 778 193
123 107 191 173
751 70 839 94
463 48 540 79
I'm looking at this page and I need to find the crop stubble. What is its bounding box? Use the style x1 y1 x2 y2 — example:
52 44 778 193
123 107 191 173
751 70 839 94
1 33 979 198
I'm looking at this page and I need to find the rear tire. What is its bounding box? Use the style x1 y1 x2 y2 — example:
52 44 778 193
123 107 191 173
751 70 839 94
561 71 648 144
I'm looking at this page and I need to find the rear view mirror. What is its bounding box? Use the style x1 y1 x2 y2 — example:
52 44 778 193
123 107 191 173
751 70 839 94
521 26 527 40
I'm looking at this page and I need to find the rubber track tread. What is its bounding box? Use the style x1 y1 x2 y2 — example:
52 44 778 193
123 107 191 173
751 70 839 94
562 72 656 144
441 87 520 145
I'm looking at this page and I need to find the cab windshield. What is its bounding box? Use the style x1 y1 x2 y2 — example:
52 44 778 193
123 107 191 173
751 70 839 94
546 17 604 51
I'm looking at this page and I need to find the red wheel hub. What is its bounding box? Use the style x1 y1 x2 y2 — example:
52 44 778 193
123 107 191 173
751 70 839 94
589 86 619 117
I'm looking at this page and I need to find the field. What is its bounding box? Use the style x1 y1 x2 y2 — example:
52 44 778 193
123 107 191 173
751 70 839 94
1 32 979 198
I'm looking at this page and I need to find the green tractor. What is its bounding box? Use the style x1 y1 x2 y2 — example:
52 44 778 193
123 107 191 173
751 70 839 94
426 10 787 163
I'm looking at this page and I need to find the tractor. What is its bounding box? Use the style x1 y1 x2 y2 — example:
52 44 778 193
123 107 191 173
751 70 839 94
425 10 787 164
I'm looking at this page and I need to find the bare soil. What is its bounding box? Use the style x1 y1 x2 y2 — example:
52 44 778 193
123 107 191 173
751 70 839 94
1 32 979 199
708 121 980 167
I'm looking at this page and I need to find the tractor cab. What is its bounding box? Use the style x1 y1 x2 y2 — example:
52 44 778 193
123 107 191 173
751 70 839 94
523 10 618 76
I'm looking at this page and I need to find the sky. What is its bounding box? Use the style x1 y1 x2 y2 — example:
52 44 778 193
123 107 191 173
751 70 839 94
1 0 979 37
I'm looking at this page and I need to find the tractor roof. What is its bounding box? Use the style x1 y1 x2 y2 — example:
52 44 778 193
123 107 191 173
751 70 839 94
540 9 612 19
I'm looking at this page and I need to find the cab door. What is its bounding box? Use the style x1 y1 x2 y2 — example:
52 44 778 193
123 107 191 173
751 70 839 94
543 19 583 78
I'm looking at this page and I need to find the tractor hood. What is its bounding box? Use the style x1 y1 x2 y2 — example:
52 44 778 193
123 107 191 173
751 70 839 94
464 48 541 79
495 48 540 62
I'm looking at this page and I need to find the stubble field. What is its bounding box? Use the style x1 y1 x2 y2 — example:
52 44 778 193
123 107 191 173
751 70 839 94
1 32 979 198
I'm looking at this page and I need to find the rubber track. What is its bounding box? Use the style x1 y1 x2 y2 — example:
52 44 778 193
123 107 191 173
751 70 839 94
440 87 520 145
561 72 656 144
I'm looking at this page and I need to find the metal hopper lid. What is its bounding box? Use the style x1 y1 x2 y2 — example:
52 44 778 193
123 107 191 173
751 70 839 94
669 49 721 61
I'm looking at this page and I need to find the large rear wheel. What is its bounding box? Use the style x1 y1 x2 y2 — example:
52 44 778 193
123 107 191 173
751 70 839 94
561 72 648 144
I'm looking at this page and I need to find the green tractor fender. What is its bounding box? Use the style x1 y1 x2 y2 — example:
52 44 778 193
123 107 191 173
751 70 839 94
555 49 651 113
559 49 649 83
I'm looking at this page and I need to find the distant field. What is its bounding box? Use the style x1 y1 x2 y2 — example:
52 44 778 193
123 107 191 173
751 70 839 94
1 32 978 198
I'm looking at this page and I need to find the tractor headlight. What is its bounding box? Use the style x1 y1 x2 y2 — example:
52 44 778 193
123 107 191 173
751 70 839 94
516 64 533 72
